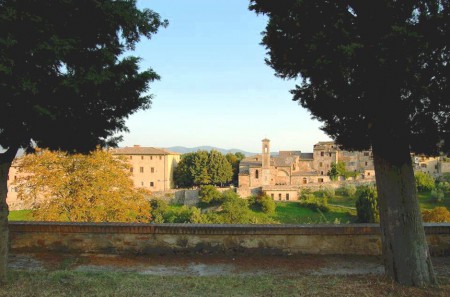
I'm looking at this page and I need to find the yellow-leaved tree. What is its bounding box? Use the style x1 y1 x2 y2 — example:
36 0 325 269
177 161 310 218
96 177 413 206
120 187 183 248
15 149 151 222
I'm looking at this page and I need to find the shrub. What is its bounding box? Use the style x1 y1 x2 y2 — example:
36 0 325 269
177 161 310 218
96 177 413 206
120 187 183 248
431 189 445 203
355 186 379 223
149 199 169 223
340 184 357 198
221 189 240 202
323 186 335 199
199 185 222 204
422 207 450 222
415 171 436 192
299 194 330 213
437 181 450 195
249 194 276 215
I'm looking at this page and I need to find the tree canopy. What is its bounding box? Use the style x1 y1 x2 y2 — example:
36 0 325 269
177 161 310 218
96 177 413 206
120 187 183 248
174 150 233 188
15 149 151 222
0 0 167 153
250 0 448 286
250 0 450 155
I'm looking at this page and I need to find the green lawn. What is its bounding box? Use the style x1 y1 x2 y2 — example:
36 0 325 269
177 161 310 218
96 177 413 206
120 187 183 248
417 191 450 210
8 210 32 221
271 202 355 224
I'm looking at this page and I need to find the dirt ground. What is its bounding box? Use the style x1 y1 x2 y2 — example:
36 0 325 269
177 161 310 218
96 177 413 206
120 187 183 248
7 252 450 278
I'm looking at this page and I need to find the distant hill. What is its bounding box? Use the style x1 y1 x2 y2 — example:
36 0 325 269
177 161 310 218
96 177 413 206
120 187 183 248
166 146 257 156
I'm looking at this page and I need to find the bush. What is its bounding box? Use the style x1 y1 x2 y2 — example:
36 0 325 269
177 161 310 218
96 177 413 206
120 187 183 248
323 187 335 199
431 188 445 203
299 194 330 213
422 207 450 222
249 194 276 215
199 185 222 204
149 199 169 223
221 189 240 202
415 171 436 192
437 181 450 195
355 186 379 223
340 184 357 198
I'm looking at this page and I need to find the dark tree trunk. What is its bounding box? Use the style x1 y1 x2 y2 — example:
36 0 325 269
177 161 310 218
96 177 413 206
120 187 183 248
372 128 437 286
0 146 18 284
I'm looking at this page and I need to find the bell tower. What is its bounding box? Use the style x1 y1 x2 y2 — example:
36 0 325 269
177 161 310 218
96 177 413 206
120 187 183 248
261 138 271 185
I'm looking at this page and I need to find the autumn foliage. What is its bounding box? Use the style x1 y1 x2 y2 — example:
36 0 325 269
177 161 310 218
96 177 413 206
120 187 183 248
422 207 450 223
15 149 151 222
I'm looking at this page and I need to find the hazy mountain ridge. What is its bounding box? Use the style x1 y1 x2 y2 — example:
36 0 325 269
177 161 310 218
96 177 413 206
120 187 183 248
166 146 257 156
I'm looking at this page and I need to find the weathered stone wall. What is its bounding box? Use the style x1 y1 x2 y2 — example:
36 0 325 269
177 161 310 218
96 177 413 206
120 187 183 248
9 222 450 256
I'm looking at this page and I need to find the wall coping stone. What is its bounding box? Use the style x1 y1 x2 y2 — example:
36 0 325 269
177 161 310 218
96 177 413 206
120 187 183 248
9 222 450 236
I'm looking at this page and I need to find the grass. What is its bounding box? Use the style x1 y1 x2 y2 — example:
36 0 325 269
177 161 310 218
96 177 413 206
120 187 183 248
271 202 355 224
8 210 32 221
1 270 449 297
418 191 450 210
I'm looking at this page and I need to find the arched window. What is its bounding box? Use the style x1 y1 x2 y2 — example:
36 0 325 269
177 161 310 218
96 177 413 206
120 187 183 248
255 170 259 179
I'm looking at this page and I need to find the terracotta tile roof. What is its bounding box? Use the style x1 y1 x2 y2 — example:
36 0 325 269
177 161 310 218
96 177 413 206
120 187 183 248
111 146 179 155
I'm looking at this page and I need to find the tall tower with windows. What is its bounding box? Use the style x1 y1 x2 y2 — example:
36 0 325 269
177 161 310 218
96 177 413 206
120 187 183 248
261 138 271 185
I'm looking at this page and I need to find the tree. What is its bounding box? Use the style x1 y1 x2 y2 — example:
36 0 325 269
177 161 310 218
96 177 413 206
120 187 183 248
415 171 436 192
226 152 246 185
15 149 151 222
327 163 339 181
174 151 232 187
0 0 167 282
249 0 449 286
355 186 380 223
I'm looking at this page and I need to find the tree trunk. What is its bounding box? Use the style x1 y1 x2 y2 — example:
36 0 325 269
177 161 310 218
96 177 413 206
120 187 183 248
0 146 18 284
372 132 437 286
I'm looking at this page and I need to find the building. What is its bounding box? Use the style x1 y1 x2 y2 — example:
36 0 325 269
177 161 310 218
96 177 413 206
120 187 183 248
238 139 374 200
110 145 180 191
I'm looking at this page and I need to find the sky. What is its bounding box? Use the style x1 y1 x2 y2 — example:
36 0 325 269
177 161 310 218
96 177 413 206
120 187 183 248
120 0 331 153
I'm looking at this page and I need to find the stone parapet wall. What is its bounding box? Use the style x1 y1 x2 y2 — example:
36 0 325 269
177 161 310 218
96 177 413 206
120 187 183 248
9 222 450 256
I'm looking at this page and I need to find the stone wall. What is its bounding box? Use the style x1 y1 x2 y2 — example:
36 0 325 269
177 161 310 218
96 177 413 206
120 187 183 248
9 222 450 256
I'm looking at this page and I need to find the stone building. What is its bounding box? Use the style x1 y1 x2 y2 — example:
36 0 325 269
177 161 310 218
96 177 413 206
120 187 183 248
238 139 374 200
110 145 180 192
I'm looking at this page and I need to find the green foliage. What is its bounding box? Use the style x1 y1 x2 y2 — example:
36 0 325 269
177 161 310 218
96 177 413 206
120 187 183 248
355 186 379 223
198 185 223 205
339 184 357 198
415 172 436 192
299 194 330 213
327 163 339 181
226 152 245 186
0 0 167 153
322 187 335 199
174 151 233 187
149 199 169 223
249 194 276 215
430 189 445 203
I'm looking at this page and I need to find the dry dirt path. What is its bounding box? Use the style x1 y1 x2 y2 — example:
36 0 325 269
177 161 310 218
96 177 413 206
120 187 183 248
7 252 450 278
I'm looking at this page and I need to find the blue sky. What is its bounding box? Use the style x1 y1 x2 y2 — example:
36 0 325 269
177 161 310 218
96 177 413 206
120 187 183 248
120 0 331 153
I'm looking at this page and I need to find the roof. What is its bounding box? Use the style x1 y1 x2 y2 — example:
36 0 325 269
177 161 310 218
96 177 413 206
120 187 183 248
273 156 294 167
300 153 314 160
111 146 180 155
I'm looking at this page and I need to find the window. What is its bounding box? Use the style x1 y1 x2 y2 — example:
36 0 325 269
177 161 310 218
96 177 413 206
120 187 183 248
141 156 144 160
303 178 307 184
367 172 371 176
159 156 162 160
329 153 332 157
319 162 323 167
130 156 132 159
421 163 427 168
364 152 369 157
264 147 268 153
130 168 133 173
140 167 144 173
318 178 324 183
150 156 153 160
141 182 144 186
150 182 154 187
271 194 274 199
255 170 259 179
320 152 324 156
286 193 290 200
151 167 155 173
278 193 282 200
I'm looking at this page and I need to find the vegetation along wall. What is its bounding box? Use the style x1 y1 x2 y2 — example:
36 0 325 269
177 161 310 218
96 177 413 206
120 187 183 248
9 222 450 256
